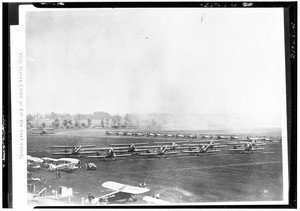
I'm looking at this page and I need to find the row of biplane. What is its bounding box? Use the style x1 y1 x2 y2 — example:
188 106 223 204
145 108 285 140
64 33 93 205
49 138 269 161
106 131 274 141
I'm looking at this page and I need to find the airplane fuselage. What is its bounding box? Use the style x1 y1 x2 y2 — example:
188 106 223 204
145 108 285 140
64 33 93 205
99 192 136 203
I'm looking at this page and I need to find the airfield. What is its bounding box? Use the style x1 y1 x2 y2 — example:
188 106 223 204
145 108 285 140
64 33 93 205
27 128 283 206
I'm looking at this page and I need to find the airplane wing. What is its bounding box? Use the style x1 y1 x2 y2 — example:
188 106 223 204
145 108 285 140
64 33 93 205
164 151 180 155
86 154 132 158
153 141 190 145
85 148 111 151
206 150 221 153
212 145 227 148
109 143 149 147
80 145 96 148
253 143 267 146
102 181 150 194
86 155 106 158
52 152 72 155
51 146 75 149
143 196 171 204
51 145 95 149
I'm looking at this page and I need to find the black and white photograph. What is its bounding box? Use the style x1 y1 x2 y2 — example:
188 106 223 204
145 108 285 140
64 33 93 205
6 2 295 208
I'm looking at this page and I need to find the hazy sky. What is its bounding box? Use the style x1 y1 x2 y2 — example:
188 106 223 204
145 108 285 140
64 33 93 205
26 8 285 121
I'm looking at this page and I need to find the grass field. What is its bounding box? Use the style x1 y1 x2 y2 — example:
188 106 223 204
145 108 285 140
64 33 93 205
27 128 283 206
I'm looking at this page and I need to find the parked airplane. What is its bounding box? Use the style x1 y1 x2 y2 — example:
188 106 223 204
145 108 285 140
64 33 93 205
87 181 150 204
230 135 240 140
246 136 272 142
27 155 43 171
116 131 125 136
106 131 114 135
175 134 186 138
134 132 145 136
125 132 135 136
48 163 79 172
153 141 190 150
182 140 226 149
200 134 212 139
228 141 266 153
187 134 197 139
51 145 96 156
216 135 228 140
181 142 222 155
146 132 156 137
155 133 164 137
109 143 157 154
164 133 175 138
139 146 180 158
87 148 132 161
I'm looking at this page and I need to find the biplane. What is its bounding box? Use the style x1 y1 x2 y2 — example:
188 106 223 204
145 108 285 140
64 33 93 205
216 135 228 140
139 146 180 158
182 140 227 149
230 135 240 140
175 133 186 138
200 134 212 139
109 143 155 153
125 132 135 136
164 133 175 138
51 145 96 156
153 141 190 150
106 131 114 135
86 148 132 161
146 132 156 137
86 181 150 204
47 158 80 172
115 131 125 136
228 141 266 153
134 132 145 136
181 142 224 155
154 133 164 137
186 134 197 139
27 155 43 171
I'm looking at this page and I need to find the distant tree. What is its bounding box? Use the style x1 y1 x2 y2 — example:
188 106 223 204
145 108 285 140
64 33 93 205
62 119 68 128
101 118 105 128
81 123 86 128
41 122 46 128
53 119 60 129
105 118 110 128
68 120 72 125
112 118 117 126
87 119 92 127
124 114 131 127
75 121 79 127
27 114 34 121
27 120 33 129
